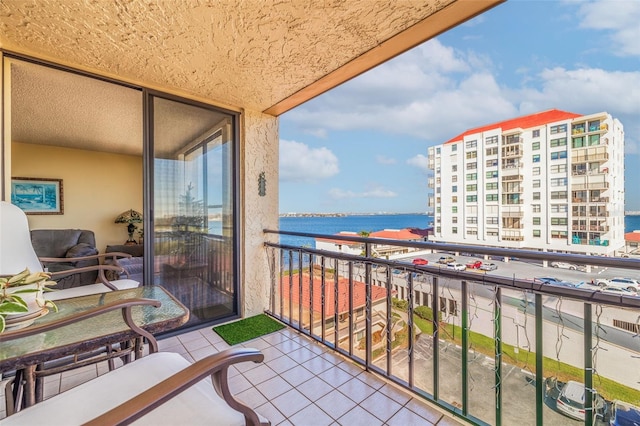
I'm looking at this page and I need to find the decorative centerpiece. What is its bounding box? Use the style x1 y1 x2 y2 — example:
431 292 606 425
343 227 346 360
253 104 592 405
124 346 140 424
0 268 58 333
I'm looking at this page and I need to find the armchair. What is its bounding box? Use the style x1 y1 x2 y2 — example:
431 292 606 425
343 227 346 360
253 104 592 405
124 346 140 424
0 298 269 425
0 202 139 300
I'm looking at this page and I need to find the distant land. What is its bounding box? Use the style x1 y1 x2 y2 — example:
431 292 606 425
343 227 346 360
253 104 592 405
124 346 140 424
280 212 430 217
626 211 640 216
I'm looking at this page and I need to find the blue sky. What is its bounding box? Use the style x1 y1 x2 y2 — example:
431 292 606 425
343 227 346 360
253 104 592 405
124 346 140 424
279 0 640 214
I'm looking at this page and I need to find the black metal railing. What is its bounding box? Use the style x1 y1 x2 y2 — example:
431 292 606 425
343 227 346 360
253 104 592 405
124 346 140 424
264 229 640 426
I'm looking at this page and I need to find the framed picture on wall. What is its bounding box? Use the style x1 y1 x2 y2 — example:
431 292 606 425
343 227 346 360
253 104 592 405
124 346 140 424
11 177 64 215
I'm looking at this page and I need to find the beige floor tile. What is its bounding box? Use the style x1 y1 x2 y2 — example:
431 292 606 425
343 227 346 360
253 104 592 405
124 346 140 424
318 366 353 387
236 386 268 409
336 377 376 403
181 336 211 352
275 338 303 354
289 403 334 426
271 388 312 418
315 389 358 420
176 329 205 344
377 383 412 405
266 354 298 374
254 375 293 400
337 405 383 426
255 401 286 426
281 365 315 387
295 376 333 402
242 337 272 351
359 391 402 422
386 407 435 426
287 347 317 364
189 344 219 361
404 398 445 424
262 332 288 345
243 364 278 385
301 355 334 375
260 345 286 362
229 372 253 394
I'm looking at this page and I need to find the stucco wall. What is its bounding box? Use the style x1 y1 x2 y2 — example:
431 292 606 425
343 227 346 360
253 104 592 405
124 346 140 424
241 110 279 317
11 142 143 251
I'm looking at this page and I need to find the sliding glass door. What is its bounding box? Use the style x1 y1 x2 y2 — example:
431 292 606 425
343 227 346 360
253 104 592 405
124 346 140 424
150 94 237 327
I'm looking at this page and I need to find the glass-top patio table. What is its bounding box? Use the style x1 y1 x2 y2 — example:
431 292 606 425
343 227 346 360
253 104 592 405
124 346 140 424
0 285 189 410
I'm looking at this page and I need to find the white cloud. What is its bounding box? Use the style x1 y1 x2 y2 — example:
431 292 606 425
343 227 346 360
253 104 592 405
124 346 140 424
577 0 640 56
279 139 339 182
407 154 430 172
328 187 397 199
376 155 396 165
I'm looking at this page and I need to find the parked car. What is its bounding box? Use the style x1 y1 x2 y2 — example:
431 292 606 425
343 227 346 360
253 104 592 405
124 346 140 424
535 277 563 285
465 260 482 269
550 261 581 271
446 262 466 271
598 286 635 296
479 263 498 271
412 258 428 265
596 277 640 293
437 256 455 264
556 380 605 421
609 400 640 425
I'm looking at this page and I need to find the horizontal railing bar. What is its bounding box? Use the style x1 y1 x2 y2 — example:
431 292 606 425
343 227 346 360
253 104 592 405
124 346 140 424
264 242 640 309
264 228 639 269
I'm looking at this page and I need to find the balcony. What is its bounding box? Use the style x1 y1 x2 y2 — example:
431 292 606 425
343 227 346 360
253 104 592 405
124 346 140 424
264 231 640 425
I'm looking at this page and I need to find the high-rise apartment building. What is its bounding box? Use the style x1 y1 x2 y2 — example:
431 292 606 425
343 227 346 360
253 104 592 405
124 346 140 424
427 109 625 255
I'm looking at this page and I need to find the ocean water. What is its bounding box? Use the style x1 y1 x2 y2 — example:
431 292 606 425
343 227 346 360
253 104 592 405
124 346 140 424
278 214 432 247
276 214 640 247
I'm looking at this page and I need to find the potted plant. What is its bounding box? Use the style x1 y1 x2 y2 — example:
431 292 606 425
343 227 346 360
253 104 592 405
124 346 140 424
0 268 58 333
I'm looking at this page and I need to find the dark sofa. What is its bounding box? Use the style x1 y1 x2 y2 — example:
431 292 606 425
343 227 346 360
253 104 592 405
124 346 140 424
31 229 99 289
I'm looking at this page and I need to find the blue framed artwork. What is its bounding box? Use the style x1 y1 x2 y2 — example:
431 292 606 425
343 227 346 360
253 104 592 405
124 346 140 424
11 177 64 215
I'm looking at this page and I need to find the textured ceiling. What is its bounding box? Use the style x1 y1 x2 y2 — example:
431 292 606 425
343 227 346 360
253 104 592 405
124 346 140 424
0 0 503 155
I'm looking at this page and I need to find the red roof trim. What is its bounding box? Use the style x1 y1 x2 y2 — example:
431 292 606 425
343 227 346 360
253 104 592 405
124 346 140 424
444 109 582 144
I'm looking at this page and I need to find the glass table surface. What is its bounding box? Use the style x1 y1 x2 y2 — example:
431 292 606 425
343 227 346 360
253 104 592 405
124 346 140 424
0 285 189 370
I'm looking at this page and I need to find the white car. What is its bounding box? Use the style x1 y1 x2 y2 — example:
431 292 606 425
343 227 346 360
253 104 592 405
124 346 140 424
550 261 582 271
556 380 605 421
446 262 466 271
598 286 635 296
596 278 639 293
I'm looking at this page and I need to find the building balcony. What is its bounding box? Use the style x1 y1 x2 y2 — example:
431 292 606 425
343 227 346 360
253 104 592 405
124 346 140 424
572 153 609 163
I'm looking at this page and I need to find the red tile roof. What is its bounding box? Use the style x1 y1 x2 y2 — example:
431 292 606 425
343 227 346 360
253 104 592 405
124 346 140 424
281 273 389 316
369 228 427 240
445 109 582 144
625 231 640 242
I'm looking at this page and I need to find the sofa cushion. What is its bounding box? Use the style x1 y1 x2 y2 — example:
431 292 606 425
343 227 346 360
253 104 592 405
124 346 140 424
65 242 99 259
31 229 84 258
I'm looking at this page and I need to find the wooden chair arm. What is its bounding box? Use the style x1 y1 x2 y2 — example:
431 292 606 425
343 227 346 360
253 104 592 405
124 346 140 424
83 348 266 426
39 252 133 263
48 265 127 290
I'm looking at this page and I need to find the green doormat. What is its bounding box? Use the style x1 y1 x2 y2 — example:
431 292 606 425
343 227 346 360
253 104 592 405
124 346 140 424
213 314 285 345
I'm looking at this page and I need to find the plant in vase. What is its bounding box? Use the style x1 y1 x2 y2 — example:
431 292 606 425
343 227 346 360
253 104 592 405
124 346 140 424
0 268 58 333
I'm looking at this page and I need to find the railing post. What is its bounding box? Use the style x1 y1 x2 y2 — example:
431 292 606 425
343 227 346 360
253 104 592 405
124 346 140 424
365 243 372 369
288 250 293 326
461 280 468 416
321 256 326 343
309 253 314 335
494 286 502 426
334 258 339 349
433 276 439 402
348 261 354 357
386 265 393 376
584 303 593 426
279 249 284 319
298 250 303 332
535 293 543 426
407 272 414 388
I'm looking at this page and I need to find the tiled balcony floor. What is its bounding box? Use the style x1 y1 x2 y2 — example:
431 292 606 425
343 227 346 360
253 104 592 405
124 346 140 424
1 326 466 425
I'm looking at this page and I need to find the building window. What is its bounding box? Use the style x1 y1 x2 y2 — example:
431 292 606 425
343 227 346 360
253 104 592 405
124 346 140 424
486 217 499 225
452 175 458 182
550 124 567 134
466 229 478 235
485 135 498 145
486 159 498 167
533 217 541 225
466 195 478 202
452 196 458 203
533 167 541 175
550 137 567 147
486 147 498 156
551 191 567 199
572 136 585 148
486 194 499 202
533 229 541 237
551 230 568 239
452 206 458 213
436 147 441 154
466 184 477 191
466 162 477 170
551 217 568 225
532 154 541 163
467 217 478 224
466 173 477 181
486 171 498 178
551 164 567 173
449 299 458 316
532 141 540 150
466 140 477 149
452 165 458 172
533 192 541 200
452 185 457 193
533 179 541 188
452 144 458 152
487 230 499 236
589 134 601 145
436 226 441 233
551 151 567 160
532 129 540 138
486 182 498 190
466 151 477 159
452 216 458 224
551 177 567 187
551 204 568 213
452 227 458 234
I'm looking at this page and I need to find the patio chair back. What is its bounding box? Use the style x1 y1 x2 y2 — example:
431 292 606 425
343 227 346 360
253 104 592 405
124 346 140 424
0 201 43 275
